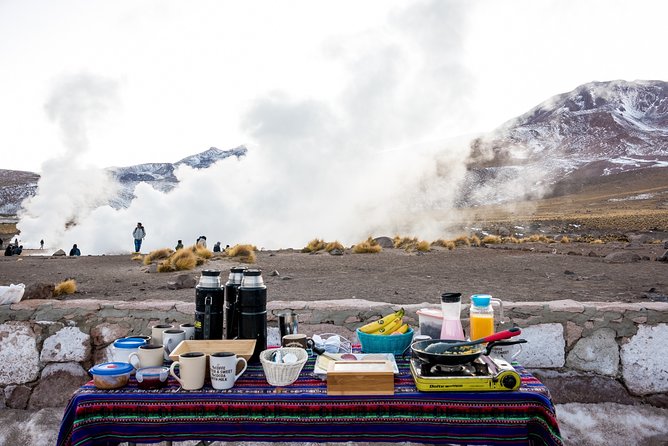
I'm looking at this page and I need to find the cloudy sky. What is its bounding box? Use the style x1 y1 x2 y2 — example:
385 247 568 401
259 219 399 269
4 0 668 253
2 0 666 172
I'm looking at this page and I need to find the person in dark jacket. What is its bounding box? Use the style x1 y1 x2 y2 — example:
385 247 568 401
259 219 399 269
175 240 184 250
213 241 221 252
4 245 12 256
69 244 81 256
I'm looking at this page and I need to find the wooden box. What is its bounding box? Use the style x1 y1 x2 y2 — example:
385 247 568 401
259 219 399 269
169 339 256 362
326 360 395 395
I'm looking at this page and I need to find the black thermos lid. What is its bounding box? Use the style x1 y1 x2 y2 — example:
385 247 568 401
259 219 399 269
202 270 221 277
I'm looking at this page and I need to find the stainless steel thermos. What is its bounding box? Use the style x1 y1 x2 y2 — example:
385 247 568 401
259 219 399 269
195 270 224 340
224 266 246 339
238 269 267 363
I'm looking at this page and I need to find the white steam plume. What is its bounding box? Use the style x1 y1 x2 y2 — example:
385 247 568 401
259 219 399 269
17 73 120 250
19 1 482 254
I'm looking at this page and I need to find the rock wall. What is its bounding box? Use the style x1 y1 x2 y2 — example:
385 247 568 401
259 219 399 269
0 298 666 409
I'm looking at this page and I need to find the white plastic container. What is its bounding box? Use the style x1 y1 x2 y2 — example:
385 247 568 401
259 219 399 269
416 308 443 339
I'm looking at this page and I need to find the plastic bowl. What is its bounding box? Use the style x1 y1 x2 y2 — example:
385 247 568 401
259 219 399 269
89 362 133 389
356 327 415 355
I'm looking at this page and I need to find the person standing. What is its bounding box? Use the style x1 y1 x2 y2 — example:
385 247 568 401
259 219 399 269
40 239 44 250
69 244 81 256
175 240 184 250
133 222 146 253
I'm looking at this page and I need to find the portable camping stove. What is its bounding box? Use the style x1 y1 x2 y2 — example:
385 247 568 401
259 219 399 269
410 354 521 392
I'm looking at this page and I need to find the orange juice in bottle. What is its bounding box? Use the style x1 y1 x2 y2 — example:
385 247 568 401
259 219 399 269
469 294 502 340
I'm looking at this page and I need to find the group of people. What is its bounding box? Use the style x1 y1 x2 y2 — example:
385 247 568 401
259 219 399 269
132 222 228 254
4 238 22 256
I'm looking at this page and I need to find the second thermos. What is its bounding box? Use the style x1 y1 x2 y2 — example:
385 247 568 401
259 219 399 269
238 269 267 363
224 266 246 339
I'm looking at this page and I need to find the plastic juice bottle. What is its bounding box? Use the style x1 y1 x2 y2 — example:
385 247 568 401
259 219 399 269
439 292 465 340
469 294 503 340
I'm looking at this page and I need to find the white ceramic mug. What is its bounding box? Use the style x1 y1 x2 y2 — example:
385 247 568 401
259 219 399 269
180 323 196 341
210 352 247 390
151 324 174 345
162 329 186 360
170 352 206 390
128 344 165 368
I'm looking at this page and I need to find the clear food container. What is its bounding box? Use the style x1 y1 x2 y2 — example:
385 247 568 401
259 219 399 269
89 362 133 389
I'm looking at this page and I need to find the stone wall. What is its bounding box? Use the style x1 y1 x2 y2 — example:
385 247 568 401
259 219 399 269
1 298 666 409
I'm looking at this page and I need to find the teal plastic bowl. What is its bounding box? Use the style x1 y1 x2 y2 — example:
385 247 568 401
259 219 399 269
356 327 414 355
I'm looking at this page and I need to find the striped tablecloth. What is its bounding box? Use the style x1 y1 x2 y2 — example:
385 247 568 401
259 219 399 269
57 355 562 446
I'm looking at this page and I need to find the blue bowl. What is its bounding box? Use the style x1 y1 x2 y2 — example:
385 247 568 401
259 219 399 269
356 327 414 355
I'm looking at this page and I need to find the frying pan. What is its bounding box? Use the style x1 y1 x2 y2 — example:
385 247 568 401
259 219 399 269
411 328 523 365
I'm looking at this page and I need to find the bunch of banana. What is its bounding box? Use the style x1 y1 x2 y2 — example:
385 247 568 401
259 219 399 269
359 308 410 335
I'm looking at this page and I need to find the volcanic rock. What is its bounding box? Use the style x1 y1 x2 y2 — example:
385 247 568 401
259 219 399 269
373 237 394 249
604 252 641 263
23 283 54 300
52 249 66 256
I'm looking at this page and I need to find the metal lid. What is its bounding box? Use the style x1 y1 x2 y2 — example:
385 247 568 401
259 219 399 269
90 362 134 375
441 292 462 303
113 338 146 349
243 269 262 276
202 270 221 277
471 294 492 307
231 266 247 273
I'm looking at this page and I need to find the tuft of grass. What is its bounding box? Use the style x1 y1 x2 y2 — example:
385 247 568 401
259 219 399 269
157 260 175 272
302 238 326 253
482 235 502 244
353 237 382 254
54 279 77 297
393 236 418 250
502 236 520 244
454 235 471 247
169 248 198 271
432 239 456 250
174 251 198 270
416 240 431 252
590 239 605 244
193 245 213 259
143 248 173 265
469 234 481 247
325 241 344 252
131 254 143 261
560 236 571 244
226 244 257 263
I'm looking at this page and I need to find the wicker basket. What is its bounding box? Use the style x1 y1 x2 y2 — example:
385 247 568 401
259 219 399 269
260 348 308 386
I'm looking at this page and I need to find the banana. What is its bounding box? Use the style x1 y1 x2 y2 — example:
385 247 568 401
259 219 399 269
391 323 409 335
358 308 405 334
376 317 403 335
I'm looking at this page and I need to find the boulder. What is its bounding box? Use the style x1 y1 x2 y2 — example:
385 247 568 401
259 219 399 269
4 385 32 409
604 252 641 264
167 274 196 290
0 323 40 385
40 326 91 363
329 248 344 256
90 322 131 347
28 363 89 409
621 324 668 395
515 323 565 368
566 328 619 376
22 283 55 300
373 237 394 249
531 371 633 404
497 226 511 237
656 250 668 262
52 249 66 256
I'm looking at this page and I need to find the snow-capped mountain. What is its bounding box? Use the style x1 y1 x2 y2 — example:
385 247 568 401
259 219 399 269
0 170 39 215
459 80 668 205
0 146 247 215
107 146 247 208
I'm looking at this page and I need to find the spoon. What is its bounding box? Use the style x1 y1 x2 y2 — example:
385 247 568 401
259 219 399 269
438 327 522 352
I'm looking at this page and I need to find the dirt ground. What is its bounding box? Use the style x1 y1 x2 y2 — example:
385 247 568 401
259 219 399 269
1 241 667 305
